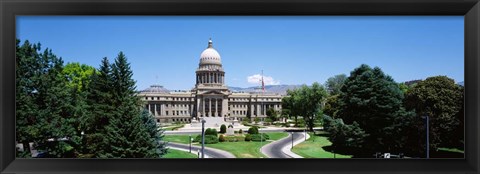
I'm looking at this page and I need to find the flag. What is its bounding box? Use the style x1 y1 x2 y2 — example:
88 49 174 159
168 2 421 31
261 70 265 93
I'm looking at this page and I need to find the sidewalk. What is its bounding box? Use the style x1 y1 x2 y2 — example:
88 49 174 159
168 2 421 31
281 132 310 158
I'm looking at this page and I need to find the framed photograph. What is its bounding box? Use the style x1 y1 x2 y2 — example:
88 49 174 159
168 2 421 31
1 0 479 174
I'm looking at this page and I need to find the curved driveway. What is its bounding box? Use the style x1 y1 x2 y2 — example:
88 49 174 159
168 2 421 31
260 132 305 158
167 142 235 158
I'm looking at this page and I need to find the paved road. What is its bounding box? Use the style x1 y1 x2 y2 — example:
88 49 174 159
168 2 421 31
260 132 305 158
167 142 235 158
165 129 291 135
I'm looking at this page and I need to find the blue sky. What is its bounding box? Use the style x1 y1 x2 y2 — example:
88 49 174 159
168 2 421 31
17 16 464 90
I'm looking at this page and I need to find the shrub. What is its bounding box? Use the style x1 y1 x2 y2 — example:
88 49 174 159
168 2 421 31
254 117 261 124
239 129 243 134
245 134 252 141
205 128 218 136
194 134 218 144
248 126 259 134
265 118 273 123
251 133 270 142
224 135 244 142
220 124 227 133
204 135 219 144
219 134 226 142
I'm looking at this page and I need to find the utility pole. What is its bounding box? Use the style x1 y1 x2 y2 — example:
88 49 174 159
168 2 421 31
425 115 430 159
201 118 206 158
291 132 294 149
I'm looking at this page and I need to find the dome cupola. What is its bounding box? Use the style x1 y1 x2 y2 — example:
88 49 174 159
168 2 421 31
199 38 222 65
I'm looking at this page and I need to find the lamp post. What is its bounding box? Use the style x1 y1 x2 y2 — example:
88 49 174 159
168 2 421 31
423 115 430 159
80 131 85 154
189 134 192 153
260 127 263 146
304 122 307 141
312 114 316 142
291 132 294 149
201 118 206 158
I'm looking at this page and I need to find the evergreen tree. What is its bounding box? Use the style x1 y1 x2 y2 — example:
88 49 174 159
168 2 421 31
84 57 116 156
16 39 41 157
100 52 165 158
336 64 409 155
140 109 168 157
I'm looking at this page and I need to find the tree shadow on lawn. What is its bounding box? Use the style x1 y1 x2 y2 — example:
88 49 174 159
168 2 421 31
430 149 464 158
322 145 363 158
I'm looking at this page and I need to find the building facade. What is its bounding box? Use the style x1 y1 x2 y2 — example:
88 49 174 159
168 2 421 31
139 39 283 124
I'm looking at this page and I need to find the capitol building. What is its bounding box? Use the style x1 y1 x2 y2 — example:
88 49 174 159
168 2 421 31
139 39 283 124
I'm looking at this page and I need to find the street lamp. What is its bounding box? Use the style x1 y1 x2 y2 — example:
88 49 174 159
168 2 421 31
201 118 206 158
260 127 263 146
80 131 85 154
423 115 430 159
304 122 307 141
291 132 294 149
189 134 192 153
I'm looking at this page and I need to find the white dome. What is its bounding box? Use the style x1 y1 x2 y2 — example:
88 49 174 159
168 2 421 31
199 39 221 65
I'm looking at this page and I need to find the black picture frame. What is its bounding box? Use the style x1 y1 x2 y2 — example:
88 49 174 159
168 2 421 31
1 0 479 174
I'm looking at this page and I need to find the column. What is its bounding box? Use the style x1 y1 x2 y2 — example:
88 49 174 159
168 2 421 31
215 98 218 117
250 104 254 117
154 104 157 116
264 104 266 116
148 104 151 114
257 104 261 117
209 98 212 117
202 97 205 117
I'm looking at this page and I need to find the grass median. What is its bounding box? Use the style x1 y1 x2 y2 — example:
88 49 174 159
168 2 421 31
163 149 197 158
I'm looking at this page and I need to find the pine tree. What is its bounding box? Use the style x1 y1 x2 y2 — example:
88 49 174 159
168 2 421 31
140 109 168 157
336 64 409 155
84 57 116 156
16 39 41 157
99 52 165 158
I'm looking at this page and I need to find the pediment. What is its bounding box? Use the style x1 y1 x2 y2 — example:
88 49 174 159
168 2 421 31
201 90 227 95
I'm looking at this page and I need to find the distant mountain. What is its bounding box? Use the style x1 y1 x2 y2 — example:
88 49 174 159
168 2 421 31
458 81 464 86
228 85 302 95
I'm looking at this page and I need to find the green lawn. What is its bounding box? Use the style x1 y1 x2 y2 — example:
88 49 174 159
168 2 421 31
163 149 197 158
164 132 288 158
163 134 199 144
437 147 464 154
266 132 290 141
206 132 288 158
163 124 185 131
292 133 352 158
